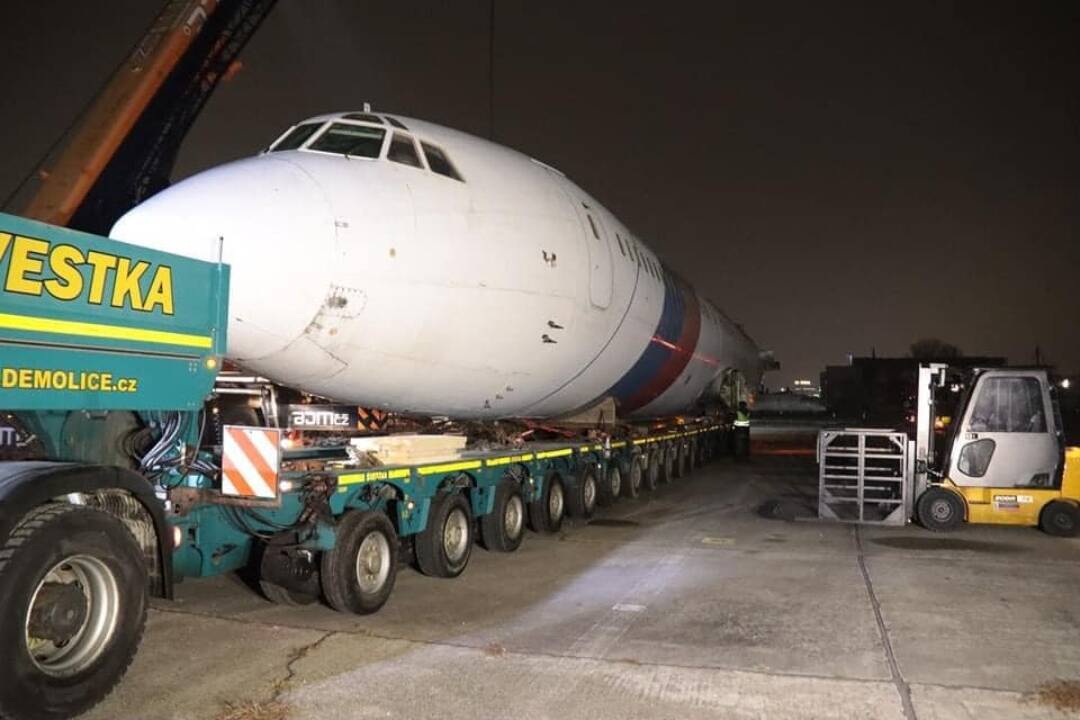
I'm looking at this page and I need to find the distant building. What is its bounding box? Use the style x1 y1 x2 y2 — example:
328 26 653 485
820 356 1006 425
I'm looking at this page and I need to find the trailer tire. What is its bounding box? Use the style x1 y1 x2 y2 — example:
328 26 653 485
567 468 598 520
597 465 622 507
643 452 660 492
416 493 474 578
0 504 147 720
528 472 566 533
673 444 688 478
916 488 964 532
480 480 526 552
622 457 642 499
660 445 674 484
321 510 398 613
1040 501 1078 538
260 580 318 606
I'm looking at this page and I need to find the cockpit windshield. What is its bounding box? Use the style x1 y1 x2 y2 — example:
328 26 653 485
269 122 323 152
308 123 386 158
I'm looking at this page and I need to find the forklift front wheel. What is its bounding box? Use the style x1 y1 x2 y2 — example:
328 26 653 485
1040 501 1079 538
916 488 965 532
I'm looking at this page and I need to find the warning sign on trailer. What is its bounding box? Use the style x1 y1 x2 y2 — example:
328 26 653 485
222 425 281 500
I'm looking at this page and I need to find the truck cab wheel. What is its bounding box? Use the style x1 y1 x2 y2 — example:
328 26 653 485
528 472 566 533
0 504 148 720
622 457 643 499
416 493 474 578
480 479 526 551
567 468 599 520
321 510 399 613
1040 501 1079 538
597 465 622 507
916 488 965 532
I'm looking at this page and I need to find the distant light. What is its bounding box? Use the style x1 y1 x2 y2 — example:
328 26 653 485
1062 378 1072 390
793 379 812 386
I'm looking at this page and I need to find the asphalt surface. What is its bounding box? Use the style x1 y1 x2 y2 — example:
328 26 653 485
86 430 1080 720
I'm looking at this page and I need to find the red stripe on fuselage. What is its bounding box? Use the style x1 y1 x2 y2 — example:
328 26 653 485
621 290 702 412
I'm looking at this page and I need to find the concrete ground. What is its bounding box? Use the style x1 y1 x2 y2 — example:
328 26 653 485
87 427 1080 720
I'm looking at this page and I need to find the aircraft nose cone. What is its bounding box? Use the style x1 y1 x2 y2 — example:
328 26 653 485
110 156 336 361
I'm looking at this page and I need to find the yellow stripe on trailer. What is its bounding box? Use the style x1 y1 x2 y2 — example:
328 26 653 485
485 453 535 467
417 460 483 476
610 441 626 449
338 467 411 486
535 448 573 459
0 312 213 349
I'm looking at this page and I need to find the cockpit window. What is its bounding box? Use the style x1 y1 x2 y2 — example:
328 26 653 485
384 116 408 130
308 123 386 158
270 122 322 152
388 133 423 168
341 113 383 124
420 142 464 182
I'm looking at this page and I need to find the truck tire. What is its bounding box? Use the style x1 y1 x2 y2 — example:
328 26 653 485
622 457 643 499
260 580 318 606
673 444 687 478
0 503 148 720
660 445 674 484
1040 501 1079 538
528 472 566 533
416 493 473 578
688 440 699 471
596 465 622 507
480 479 526 552
567 468 598 520
320 510 398 613
643 452 660 492
916 488 965 532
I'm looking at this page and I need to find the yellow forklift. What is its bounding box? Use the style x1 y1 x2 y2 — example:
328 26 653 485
818 364 1079 536
913 364 1078 536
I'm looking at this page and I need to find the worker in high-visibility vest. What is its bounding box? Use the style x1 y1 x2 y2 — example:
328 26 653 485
732 401 751 458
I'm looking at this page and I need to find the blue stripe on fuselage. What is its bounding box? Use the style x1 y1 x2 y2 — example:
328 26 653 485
606 274 684 403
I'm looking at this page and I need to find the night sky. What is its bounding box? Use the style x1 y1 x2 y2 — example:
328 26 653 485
2 2 1078 386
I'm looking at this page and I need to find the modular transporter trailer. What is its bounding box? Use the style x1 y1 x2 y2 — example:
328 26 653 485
0 212 729 720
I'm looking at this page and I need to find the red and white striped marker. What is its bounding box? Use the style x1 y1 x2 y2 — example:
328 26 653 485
221 425 282 499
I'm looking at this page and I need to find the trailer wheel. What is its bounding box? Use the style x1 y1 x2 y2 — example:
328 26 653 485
622 457 643 499
528 472 566 533
643 452 660 492
660 445 674 484
0 504 147 720
321 510 398 613
673 444 687 478
597 465 622 507
480 480 526 551
567 468 598 520
916 488 964 532
416 493 474 578
1040 501 1078 538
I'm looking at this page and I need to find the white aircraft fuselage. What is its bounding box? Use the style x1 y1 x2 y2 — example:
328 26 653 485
110 112 761 419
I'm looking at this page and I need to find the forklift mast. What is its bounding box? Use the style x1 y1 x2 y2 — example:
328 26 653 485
11 0 277 235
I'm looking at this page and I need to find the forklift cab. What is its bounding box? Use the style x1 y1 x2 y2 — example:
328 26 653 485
916 366 1079 535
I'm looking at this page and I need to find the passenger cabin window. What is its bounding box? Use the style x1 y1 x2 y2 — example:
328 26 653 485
587 215 600 239
388 133 423 168
420 142 464 181
341 113 384 124
309 123 386 158
969 377 1047 433
384 116 409 130
615 233 627 257
270 122 322 152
